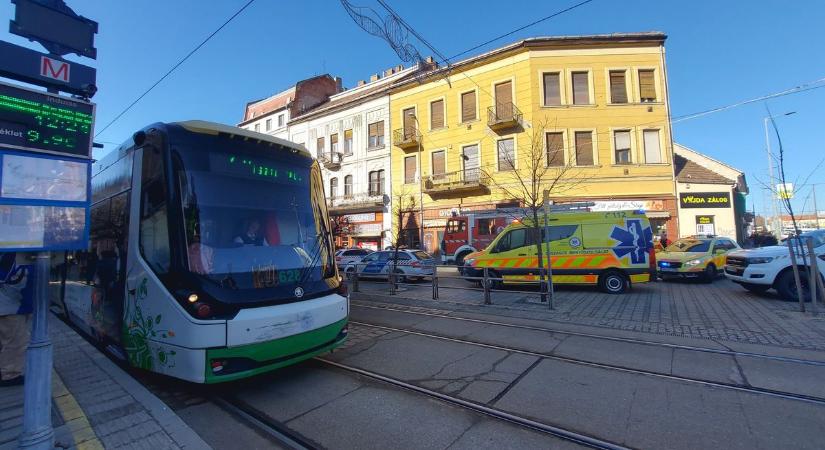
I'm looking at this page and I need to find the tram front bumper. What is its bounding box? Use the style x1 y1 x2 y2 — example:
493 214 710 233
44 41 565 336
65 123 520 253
205 318 348 383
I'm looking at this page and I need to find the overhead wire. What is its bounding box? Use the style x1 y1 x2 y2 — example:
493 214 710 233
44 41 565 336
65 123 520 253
94 0 257 139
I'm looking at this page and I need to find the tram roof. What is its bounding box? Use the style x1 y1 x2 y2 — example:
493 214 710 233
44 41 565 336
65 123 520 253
175 120 310 157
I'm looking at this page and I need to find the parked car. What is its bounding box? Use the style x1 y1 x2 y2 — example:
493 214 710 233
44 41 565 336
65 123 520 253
353 249 435 282
657 236 740 282
725 229 825 300
335 248 373 277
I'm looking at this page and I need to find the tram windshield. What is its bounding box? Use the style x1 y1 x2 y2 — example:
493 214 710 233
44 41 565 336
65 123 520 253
175 147 334 298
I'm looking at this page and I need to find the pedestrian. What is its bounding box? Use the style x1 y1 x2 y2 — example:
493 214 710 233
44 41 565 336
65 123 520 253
0 253 32 387
660 231 670 248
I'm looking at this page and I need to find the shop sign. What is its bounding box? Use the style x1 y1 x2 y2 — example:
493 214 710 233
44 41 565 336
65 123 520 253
344 212 376 223
679 192 730 209
423 219 447 228
589 200 665 212
352 223 381 235
696 215 714 225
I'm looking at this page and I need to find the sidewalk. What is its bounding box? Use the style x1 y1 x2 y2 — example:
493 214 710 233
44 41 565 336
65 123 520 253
0 316 209 450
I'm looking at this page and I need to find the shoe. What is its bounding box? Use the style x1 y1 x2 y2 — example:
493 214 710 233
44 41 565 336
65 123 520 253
0 376 24 387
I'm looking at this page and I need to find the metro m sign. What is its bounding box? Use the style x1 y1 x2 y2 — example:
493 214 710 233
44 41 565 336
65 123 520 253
40 55 70 82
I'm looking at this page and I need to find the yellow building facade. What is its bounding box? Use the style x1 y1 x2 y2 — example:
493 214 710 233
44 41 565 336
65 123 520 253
388 33 678 253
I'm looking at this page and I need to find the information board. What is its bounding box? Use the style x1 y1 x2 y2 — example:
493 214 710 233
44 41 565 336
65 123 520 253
0 80 94 158
0 149 90 251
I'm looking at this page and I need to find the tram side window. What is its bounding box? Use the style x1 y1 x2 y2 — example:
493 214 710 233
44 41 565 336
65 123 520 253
139 149 171 274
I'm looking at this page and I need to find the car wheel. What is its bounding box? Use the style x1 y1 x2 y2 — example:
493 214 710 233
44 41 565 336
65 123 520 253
776 270 811 302
393 269 407 284
599 269 628 294
345 266 356 279
701 264 717 283
741 282 770 294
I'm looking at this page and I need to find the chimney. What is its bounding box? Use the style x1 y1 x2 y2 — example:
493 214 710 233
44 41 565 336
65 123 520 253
384 68 394 77
369 73 380 82
333 76 343 92
357 80 366 87
425 56 438 69
396 64 404 72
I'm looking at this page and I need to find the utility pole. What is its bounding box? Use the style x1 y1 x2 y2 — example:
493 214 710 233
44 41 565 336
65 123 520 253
763 112 797 238
813 184 821 230
413 115 424 250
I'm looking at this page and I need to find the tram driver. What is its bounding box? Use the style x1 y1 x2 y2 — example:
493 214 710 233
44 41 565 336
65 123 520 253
234 219 270 247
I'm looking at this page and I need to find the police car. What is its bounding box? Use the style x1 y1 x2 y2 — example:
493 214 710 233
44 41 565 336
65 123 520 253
336 248 373 278
353 249 435 282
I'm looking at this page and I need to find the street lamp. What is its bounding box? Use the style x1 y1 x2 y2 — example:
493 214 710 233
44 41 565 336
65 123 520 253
763 111 796 238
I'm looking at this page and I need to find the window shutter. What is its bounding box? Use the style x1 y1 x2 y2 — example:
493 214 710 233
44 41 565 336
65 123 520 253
494 81 512 118
609 71 628 103
614 131 632 164
376 121 384 136
403 108 416 138
405 156 416 183
430 99 444 129
432 151 445 176
639 70 656 101
543 73 560 106
572 72 590 105
368 122 377 138
643 130 662 163
546 132 564 167
461 91 476 122
574 131 593 166
344 129 353 139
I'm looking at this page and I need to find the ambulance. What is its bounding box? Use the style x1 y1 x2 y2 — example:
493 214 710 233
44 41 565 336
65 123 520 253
462 210 656 294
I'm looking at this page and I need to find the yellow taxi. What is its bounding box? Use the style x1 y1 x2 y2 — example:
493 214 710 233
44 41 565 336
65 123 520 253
657 236 740 282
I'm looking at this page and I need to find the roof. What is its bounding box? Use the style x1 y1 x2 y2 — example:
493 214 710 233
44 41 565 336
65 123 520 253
391 32 666 92
673 153 734 184
240 87 295 123
176 120 310 157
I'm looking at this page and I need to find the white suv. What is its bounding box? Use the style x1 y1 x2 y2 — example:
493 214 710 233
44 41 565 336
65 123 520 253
725 230 825 300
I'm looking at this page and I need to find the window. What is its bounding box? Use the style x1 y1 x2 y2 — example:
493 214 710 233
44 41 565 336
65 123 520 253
609 70 628 104
462 144 479 182
404 156 416 184
369 170 385 196
494 228 532 253
639 69 657 102
330 133 339 153
545 225 578 241
317 137 325 158
344 175 352 198
546 132 564 167
139 147 171 274
643 129 662 164
497 138 515 171
265 119 272 131
494 81 513 119
402 107 416 140
344 129 353 155
430 99 445 129
329 177 338 198
278 114 284 127
542 72 561 106
574 131 594 166
446 219 466 234
368 121 384 148
460 91 477 122
254 123 260 132
571 71 590 105
431 150 446 179
614 130 632 164
478 218 494 235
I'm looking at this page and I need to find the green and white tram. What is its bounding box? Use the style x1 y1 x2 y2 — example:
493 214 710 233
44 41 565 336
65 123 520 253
50 121 348 383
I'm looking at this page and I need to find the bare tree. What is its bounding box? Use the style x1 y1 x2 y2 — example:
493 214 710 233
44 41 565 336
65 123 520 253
481 118 583 307
388 186 417 282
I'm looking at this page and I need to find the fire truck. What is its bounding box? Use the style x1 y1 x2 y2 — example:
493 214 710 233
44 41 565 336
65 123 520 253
439 204 594 265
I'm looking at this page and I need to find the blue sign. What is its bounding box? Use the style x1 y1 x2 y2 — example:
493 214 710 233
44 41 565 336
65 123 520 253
0 148 90 251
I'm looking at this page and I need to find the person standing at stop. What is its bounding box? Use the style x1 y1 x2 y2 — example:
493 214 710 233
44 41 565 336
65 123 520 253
0 252 32 387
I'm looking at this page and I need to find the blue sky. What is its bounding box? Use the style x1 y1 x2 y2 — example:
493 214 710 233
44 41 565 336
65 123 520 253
1 0 823 217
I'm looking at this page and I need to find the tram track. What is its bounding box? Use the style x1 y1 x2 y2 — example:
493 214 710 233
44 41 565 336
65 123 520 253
211 396 318 450
347 319 825 406
351 301 825 367
313 358 629 450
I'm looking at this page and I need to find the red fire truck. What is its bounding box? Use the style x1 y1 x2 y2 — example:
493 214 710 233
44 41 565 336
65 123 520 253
439 204 595 265
440 209 522 265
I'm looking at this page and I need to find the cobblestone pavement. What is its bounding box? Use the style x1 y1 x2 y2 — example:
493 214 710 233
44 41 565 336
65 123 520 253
352 276 825 351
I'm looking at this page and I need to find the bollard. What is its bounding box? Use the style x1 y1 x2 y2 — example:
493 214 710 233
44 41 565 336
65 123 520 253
483 267 491 305
807 238 822 314
352 269 360 293
432 264 439 300
389 270 396 295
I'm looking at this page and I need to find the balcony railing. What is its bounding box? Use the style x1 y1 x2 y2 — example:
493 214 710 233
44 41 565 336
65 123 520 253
317 151 343 170
422 168 489 195
487 103 522 130
327 192 387 213
393 128 421 150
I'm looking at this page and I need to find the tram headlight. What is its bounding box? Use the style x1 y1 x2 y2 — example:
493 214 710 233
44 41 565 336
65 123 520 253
187 293 199 303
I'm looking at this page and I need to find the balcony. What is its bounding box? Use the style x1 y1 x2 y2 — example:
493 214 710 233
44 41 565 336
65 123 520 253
487 103 522 131
393 128 421 150
317 151 343 170
327 192 387 213
422 168 489 197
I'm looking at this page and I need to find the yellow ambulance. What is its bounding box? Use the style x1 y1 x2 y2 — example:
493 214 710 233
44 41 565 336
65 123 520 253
462 210 656 294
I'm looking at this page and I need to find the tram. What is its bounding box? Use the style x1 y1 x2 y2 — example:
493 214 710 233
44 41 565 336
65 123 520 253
49 121 348 383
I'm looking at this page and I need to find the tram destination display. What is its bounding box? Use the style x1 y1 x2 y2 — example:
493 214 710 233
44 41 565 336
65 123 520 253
0 80 94 158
